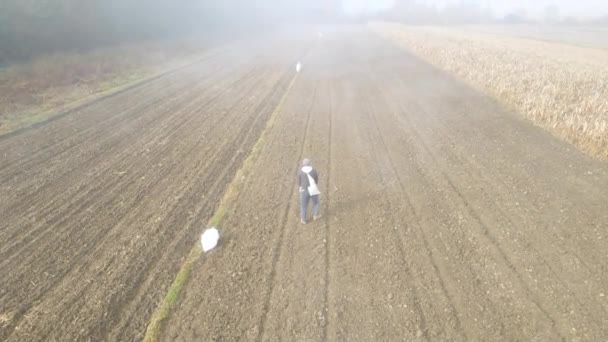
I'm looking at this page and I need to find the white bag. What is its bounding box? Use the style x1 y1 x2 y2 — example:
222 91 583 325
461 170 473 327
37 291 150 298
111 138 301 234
306 173 321 196
201 228 219 252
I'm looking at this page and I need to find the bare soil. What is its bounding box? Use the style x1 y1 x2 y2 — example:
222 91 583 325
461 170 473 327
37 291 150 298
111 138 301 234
0 37 306 341
1 28 607 341
162 29 608 341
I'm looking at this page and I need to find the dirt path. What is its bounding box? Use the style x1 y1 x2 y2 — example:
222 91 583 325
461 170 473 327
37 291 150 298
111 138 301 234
0 36 308 341
164 29 608 341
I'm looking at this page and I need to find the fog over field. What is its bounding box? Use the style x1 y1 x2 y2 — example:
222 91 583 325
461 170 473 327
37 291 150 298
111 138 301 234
345 0 608 19
2 0 608 64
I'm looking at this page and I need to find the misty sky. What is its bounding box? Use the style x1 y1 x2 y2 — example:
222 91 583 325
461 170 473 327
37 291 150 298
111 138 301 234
342 0 608 18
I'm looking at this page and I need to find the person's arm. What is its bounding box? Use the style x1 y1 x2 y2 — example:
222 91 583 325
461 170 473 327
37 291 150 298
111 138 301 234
313 170 319 185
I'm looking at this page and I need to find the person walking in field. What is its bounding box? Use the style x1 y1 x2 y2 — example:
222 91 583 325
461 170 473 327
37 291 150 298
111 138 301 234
298 158 321 224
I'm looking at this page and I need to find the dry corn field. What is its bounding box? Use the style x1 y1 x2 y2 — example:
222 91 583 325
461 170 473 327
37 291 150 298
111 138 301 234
371 23 608 160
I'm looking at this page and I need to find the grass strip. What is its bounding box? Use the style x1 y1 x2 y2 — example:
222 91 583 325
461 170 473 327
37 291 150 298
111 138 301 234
142 72 299 342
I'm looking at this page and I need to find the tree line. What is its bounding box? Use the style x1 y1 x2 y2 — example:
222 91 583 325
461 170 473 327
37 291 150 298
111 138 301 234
375 0 608 26
0 0 339 65
0 0 208 64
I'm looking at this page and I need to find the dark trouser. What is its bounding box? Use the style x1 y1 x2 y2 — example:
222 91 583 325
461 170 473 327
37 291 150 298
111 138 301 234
300 190 320 222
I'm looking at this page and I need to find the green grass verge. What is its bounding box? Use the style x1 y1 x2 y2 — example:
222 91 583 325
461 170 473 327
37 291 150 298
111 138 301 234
142 73 299 342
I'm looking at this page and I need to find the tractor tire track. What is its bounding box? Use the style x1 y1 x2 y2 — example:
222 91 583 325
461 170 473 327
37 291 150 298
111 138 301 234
256 81 319 341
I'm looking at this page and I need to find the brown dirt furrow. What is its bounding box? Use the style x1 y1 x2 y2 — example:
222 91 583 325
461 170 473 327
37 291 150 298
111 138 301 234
416 82 608 286
1 62 258 340
366 35 608 339
0 53 247 212
323 76 335 342
401 88 608 323
258 73 325 340
46 66 292 342
0 35 305 341
2 64 280 340
400 88 608 336
161 28 607 341
160 49 318 341
0 63 248 260
0 42 276 198
0 63 263 272
369 62 565 339
110 64 299 342
322 37 435 341
0 50 232 176
361 86 467 339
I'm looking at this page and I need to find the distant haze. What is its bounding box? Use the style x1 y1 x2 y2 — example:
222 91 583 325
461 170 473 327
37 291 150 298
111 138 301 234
438 0 608 19
342 0 395 15
343 0 608 19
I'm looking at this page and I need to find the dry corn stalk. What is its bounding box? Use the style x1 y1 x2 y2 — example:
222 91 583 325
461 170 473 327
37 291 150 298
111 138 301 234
371 23 608 160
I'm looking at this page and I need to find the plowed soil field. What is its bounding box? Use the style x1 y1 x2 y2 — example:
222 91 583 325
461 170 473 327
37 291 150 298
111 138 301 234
1 28 608 341
0 36 308 341
162 30 608 341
